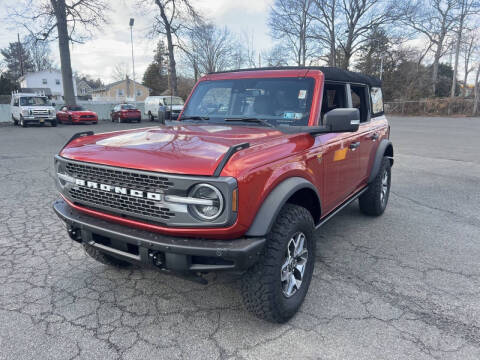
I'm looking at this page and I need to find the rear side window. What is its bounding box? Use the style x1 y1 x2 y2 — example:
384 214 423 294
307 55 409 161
350 85 369 123
370 87 384 116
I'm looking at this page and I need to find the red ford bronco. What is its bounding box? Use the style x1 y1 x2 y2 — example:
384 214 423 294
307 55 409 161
53 67 393 322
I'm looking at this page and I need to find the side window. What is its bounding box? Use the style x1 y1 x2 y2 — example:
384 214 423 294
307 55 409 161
370 87 384 116
42 78 48 85
61 106 68 111
350 85 369 123
321 83 347 122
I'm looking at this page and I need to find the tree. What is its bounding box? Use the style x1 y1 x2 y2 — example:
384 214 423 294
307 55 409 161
402 0 457 96
336 0 402 70
181 23 243 75
311 0 338 66
142 41 169 95
354 28 391 78
473 63 480 115
25 36 54 72
8 0 109 105
0 73 18 95
461 30 479 94
449 0 480 98
262 45 290 67
149 0 202 96
0 39 34 82
111 62 129 82
268 0 317 66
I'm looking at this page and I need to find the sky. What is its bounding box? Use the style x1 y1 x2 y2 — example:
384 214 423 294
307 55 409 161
0 0 274 83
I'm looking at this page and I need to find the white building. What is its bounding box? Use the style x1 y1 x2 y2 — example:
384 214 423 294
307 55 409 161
19 70 77 100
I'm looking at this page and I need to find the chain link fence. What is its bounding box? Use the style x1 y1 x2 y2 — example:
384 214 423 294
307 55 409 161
385 98 479 116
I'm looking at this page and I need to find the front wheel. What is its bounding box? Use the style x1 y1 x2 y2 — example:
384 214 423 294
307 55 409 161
359 156 391 216
12 114 18 126
51 119 57 127
20 115 27 127
149 113 154 121
241 204 315 323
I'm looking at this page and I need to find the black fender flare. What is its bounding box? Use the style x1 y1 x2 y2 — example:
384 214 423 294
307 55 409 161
368 139 394 183
245 177 321 237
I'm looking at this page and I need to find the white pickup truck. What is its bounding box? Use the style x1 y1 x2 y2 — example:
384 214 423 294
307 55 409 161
11 93 57 127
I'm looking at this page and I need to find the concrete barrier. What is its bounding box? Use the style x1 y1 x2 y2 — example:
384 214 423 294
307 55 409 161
0 101 146 123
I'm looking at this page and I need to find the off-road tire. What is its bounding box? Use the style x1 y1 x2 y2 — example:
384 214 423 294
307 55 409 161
83 243 131 267
241 204 315 323
359 156 391 216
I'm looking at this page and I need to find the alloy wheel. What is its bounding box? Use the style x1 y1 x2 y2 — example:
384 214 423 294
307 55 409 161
281 232 308 298
380 169 389 204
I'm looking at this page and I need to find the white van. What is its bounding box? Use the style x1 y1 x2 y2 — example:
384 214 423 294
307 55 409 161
144 96 184 122
11 92 57 127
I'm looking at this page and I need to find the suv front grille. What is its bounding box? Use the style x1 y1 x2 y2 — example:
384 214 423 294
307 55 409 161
65 162 174 191
64 161 176 223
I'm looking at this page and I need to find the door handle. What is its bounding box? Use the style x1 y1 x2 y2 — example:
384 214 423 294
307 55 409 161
369 133 379 141
349 141 360 150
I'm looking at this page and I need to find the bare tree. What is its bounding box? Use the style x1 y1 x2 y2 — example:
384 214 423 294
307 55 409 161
262 45 290 67
268 0 317 66
311 0 337 66
461 29 479 94
181 23 243 75
7 0 108 105
336 0 402 70
25 35 54 71
449 0 480 98
473 63 480 114
402 0 457 96
111 62 129 82
149 0 201 96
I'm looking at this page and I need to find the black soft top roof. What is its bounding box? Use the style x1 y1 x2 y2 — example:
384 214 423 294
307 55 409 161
209 66 382 87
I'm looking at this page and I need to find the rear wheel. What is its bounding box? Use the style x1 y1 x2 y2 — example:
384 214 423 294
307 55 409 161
359 156 391 216
149 112 154 121
241 204 315 323
83 243 131 267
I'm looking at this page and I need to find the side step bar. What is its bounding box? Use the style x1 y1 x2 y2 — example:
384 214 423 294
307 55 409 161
315 187 368 229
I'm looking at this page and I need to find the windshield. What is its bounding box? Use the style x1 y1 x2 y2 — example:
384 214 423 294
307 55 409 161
163 97 184 106
69 106 85 111
182 77 315 127
20 97 49 106
121 104 137 110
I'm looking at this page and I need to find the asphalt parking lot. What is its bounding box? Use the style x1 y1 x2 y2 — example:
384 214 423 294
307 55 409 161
1 116 480 360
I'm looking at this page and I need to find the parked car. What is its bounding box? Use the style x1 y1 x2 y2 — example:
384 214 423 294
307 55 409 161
111 104 142 123
53 67 393 323
144 96 184 122
56 106 98 124
10 92 57 127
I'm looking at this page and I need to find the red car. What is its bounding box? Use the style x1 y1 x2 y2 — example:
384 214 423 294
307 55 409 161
56 106 98 124
54 67 393 322
110 104 142 123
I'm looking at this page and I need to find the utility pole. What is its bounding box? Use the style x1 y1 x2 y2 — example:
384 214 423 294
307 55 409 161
129 18 136 102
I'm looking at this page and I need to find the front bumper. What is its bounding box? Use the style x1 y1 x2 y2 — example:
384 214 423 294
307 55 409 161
53 198 265 272
24 116 56 122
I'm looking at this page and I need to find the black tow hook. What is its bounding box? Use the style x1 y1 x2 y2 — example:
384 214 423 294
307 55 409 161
67 226 82 243
149 251 208 285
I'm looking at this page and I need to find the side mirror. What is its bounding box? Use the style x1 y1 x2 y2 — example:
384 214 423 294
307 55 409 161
324 108 360 132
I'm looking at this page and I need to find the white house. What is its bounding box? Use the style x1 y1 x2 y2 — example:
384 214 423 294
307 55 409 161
19 70 77 100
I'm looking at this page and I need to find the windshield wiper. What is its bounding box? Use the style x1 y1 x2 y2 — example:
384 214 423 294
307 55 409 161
224 117 274 128
179 115 210 121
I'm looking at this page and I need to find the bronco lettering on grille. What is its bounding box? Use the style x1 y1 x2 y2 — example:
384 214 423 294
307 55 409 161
73 178 162 200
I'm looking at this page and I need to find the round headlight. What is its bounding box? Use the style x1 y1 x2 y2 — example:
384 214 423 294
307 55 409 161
188 184 224 221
